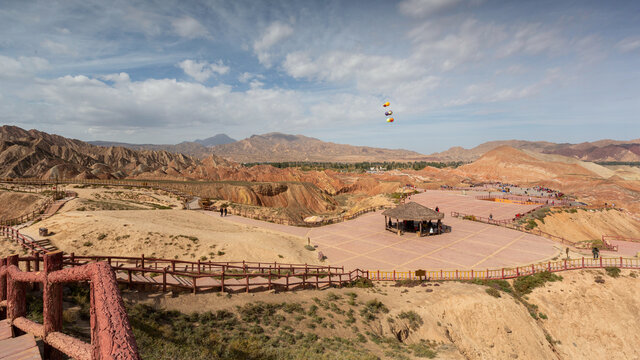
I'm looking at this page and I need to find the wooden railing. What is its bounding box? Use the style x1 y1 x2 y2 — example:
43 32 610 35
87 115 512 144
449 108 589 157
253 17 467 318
368 256 640 281
1 253 140 360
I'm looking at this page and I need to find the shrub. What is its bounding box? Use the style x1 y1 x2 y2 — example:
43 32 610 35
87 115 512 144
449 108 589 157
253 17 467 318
485 288 501 298
326 292 341 301
97 233 107 240
83 241 93 247
524 219 538 230
360 299 389 322
513 271 562 295
409 340 438 358
470 279 513 293
346 277 373 288
398 311 423 330
605 267 621 278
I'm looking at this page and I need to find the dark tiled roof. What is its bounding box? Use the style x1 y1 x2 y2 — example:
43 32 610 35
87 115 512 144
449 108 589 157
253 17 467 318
382 202 444 221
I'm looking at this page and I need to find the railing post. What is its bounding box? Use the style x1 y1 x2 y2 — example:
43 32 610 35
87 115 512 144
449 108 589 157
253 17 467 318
393 270 396 281
600 257 602 268
582 257 584 269
162 268 167 292
43 251 64 360
501 268 504 279
246 273 250 293
141 254 145 269
0 258 6 319
6 255 26 332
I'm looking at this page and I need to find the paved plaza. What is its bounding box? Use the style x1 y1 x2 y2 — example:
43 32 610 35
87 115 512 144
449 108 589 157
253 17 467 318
207 190 563 271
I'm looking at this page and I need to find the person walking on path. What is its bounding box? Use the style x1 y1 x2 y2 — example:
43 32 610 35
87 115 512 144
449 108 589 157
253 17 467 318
224 207 228 216
220 208 223 217
592 247 599 260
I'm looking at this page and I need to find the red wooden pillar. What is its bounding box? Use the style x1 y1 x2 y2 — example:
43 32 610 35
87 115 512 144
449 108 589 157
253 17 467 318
162 269 167 292
501 268 504 279
43 251 64 360
531 264 535 274
141 254 145 269
7 255 26 330
393 270 396 281
582 257 584 268
600 257 602 268
0 258 6 319
286 273 289 291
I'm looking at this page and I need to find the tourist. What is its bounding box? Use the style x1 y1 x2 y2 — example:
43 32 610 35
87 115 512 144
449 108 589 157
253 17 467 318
592 247 598 260
220 208 223 217
489 213 493 220
224 207 228 216
435 206 439 212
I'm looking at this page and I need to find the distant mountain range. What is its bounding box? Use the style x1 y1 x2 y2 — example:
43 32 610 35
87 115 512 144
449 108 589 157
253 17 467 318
85 132 640 163
88 134 236 158
208 133 429 163
431 139 640 163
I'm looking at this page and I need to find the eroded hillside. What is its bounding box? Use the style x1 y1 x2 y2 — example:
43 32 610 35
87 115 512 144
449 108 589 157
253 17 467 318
121 269 640 360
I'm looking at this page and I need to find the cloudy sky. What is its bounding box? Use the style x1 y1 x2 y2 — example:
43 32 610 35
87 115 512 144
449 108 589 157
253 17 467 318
1 0 638 153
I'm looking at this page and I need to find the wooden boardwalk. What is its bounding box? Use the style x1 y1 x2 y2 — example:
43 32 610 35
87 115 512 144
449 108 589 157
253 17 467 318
0 320 41 360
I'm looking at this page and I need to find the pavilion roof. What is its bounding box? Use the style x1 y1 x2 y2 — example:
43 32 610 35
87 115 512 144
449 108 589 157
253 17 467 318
382 202 444 221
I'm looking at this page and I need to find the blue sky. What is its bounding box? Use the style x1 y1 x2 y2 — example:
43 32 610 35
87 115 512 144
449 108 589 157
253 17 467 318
0 0 638 154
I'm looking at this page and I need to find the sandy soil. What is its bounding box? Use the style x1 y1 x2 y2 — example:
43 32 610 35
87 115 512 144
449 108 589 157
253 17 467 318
20 209 321 264
536 208 640 242
0 236 28 257
529 269 640 359
62 185 184 211
126 269 640 360
0 190 48 220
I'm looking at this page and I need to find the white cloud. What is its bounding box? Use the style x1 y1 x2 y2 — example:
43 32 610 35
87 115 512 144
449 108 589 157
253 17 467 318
238 72 265 83
398 0 462 18
253 21 294 66
41 39 78 56
0 55 49 78
171 16 210 39
100 72 131 85
178 59 229 82
617 36 640 53
497 23 565 57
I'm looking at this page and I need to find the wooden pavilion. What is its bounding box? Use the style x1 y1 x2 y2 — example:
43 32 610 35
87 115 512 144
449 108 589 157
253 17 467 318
382 202 445 237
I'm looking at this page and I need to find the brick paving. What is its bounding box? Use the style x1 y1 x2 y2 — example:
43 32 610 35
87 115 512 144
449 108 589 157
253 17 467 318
207 190 562 271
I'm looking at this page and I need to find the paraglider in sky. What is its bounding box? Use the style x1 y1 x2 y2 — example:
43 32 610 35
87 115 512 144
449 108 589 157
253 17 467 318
383 102 390 107
385 110 393 116
386 117 394 123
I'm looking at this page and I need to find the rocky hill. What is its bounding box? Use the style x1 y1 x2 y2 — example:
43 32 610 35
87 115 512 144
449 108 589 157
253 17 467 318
456 146 640 214
0 125 211 179
210 133 430 163
432 139 640 162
